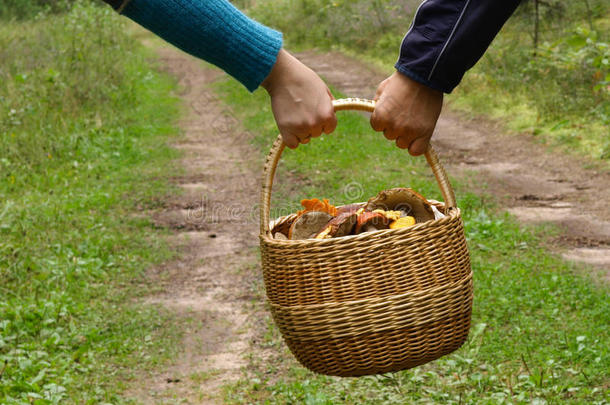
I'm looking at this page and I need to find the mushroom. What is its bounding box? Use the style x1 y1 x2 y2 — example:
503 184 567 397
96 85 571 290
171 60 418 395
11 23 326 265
389 216 416 229
355 211 391 234
336 203 365 215
314 211 358 239
372 209 402 221
298 198 338 216
273 232 288 240
289 211 333 240
270 214 299 239
366 188 435 223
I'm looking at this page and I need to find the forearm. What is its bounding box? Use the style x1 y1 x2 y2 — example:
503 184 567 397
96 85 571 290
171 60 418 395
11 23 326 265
102 0 282 92
396 0 520 93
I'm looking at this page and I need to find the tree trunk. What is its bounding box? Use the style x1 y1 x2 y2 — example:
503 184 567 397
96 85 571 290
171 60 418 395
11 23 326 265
533 0 539 57
584 0 595 31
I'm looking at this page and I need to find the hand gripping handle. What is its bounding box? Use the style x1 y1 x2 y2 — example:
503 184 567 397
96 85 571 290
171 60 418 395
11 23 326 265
260 98 456 235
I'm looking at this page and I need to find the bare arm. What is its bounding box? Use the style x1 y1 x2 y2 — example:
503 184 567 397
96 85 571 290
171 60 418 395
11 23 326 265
262 50 337 149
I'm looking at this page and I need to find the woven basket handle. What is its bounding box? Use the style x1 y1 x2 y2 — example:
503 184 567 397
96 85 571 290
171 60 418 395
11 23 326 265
260 98 456 235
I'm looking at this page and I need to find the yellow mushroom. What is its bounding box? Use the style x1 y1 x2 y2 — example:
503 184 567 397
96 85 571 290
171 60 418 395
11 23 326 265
373 209 402 221
389 216 416 229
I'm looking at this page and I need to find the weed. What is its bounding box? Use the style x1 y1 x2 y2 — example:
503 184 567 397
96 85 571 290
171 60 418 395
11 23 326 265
0 0 73 20
0 3 182 402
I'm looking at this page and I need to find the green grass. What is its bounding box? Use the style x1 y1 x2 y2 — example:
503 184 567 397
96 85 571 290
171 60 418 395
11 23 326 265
449 21 610 163
1 3 183 403
212 77 609 404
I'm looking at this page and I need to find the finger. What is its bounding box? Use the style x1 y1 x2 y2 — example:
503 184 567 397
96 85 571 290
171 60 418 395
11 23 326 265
373 78 389 101
373 89 382 102
309 128 322 139
313 121 327 137
295 134 311 144
295 125 315 142
308 124 323 139
383 128 399 141
320 95 337 134
324 111 337 134
395 136 412 150
408 137 429 156
370 109 385 132
282 133 299 149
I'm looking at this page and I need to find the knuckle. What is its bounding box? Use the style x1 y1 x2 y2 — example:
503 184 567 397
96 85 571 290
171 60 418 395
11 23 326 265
304 118 317 130
324 111 336 123
396 137 410 149
294 121 308 131
383 129 398 140
370 115 384 131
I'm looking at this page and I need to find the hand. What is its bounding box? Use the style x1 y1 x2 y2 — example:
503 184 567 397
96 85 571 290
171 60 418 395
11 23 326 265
261 49 337 149
370 71 443 156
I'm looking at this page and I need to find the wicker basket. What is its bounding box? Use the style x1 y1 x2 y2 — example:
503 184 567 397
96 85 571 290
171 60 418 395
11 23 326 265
259 98 472 377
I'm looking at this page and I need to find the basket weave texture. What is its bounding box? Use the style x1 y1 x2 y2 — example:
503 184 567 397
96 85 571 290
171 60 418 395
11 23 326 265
259 99 473 377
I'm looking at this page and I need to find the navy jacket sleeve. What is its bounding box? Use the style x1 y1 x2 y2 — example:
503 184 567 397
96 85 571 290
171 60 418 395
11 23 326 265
396 0 520 93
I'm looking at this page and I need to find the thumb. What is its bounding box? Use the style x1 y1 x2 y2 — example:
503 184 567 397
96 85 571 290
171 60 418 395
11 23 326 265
373 78 389 101
370 107 385 132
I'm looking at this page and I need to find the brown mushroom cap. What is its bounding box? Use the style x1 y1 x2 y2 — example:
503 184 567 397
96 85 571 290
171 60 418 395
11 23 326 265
289 211 333 240
355 211 391 234
270 214 299 239
365 188 435 223
336 203 365 215
314 211 358 239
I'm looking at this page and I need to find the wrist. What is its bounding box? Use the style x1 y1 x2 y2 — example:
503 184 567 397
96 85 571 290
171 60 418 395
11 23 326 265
261 48 290 94
393 71 442 97
394 65 446 94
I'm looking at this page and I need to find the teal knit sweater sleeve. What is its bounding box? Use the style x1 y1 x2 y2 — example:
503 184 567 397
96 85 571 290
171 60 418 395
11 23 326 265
120 0 283 92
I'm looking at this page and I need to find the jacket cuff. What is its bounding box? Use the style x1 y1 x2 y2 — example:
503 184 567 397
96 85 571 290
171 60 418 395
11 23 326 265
394 63 450 93
396 0 520 95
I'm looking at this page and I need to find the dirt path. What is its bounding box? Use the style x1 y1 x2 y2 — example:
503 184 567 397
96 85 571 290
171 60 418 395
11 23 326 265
123 45 607 402
125 47 262 403
295 50 610 277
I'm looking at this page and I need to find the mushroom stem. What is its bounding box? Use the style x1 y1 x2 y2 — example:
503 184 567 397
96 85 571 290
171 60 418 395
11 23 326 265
363 224 378 233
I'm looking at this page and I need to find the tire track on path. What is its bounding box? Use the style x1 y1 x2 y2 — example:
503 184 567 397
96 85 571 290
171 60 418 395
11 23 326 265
125 46 262 403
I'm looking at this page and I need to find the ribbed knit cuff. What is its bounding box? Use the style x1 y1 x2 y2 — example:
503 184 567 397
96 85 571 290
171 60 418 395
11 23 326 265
122 0 283 92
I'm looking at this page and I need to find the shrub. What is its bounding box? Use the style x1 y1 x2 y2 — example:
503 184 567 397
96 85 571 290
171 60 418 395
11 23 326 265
0 0 76 19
